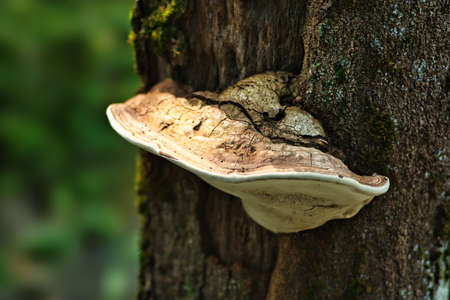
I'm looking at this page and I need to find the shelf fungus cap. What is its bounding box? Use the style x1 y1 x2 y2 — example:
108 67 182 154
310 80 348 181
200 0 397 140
107 78 390 233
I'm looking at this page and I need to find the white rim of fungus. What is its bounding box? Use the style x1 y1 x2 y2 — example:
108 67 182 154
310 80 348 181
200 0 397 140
107 105 390 196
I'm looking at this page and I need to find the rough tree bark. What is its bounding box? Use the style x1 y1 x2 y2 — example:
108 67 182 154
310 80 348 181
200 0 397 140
128 0 449 299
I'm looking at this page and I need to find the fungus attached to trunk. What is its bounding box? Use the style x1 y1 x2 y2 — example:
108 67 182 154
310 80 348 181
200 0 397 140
107 75 389 233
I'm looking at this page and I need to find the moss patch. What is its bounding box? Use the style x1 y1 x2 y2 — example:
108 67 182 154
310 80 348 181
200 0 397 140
182 280 194 298
333 59 349 84
307 56 350 100
127 30 138 73
135 151 153 299
305 279 326 300
344 280 369 300
138 0 186 58
318 20 329 41
135 151 153 213
377 53 409 76
344 248 372 300
318 19 331 48
436 201 450 243
337 0 359 9
359 98 396 174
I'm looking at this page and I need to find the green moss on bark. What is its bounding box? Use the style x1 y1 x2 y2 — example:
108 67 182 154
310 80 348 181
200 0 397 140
135 151 152 215
344 249 372 300
305 279 325 300
135 151 153 299
337 0 359 9
127 30 138 73
361 98 396 174
436 201 450 243
138 0 186 58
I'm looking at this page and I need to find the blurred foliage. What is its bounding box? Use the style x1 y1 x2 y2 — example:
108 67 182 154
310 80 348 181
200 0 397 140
0 0 140 299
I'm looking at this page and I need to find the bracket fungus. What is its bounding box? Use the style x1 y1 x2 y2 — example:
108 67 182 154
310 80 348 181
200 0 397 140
107 73 389 233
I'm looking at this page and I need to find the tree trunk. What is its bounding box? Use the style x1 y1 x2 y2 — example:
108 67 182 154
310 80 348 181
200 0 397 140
129 0 449 299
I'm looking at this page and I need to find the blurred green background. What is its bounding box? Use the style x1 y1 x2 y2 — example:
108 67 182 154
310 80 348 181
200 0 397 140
0 0 141 299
